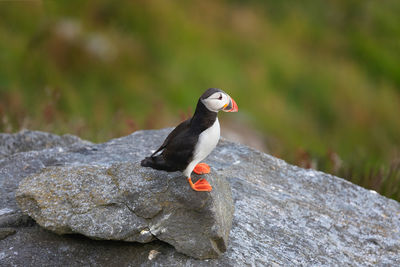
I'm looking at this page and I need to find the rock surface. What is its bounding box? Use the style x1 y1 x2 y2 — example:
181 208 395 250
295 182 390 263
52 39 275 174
1 129 400 266
0 130 92 159
16 162 234 259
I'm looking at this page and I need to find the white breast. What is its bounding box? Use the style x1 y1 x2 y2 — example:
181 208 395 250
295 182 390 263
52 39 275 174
183 118 220 177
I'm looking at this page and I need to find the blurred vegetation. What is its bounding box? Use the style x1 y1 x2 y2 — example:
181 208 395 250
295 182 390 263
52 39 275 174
0 0 399 200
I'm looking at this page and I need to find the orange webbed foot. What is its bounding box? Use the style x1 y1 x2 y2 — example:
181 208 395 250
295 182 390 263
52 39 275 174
188 177 212 192
193 163 211 175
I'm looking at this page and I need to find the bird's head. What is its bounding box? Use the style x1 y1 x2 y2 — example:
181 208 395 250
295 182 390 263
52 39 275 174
200 88 238 113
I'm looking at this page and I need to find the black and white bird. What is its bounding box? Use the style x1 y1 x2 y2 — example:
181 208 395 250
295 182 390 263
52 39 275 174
141 88 238 191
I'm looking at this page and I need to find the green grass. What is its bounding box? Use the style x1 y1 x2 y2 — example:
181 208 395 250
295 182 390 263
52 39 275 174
1 0 400 200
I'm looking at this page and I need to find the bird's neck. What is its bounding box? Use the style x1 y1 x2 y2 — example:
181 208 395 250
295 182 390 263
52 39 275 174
190 100 218 133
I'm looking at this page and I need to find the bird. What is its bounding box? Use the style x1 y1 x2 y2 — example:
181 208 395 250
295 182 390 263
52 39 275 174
141 88 238 192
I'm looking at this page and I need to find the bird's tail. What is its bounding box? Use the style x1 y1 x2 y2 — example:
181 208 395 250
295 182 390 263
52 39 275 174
140 155 166 170
140 156 155 167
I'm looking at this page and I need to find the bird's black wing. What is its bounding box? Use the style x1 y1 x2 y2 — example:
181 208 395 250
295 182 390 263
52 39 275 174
150 118 191 157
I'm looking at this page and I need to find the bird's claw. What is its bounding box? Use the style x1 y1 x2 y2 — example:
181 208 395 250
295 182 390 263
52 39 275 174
188 177 212 192
193 163 211 175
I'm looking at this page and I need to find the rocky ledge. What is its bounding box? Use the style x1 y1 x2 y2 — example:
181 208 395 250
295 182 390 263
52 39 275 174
1 129 400 266
16 162 233 259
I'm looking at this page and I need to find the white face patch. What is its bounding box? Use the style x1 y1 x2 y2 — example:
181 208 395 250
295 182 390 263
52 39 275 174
201 92 230 112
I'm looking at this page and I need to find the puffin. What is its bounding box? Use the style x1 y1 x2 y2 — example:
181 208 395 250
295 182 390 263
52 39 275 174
141 88 238 192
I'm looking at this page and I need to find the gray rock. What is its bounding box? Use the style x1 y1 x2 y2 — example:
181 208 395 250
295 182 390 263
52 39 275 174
1 129 400 266
0 228 16 241
16 162 234 259
0 129 92 159
0 130 92 214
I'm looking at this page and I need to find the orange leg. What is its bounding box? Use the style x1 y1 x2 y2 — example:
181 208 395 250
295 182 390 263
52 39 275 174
187 177 212 192
193 163 211 175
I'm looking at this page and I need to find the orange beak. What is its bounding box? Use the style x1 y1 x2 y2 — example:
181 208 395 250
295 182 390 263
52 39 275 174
223 97 238 112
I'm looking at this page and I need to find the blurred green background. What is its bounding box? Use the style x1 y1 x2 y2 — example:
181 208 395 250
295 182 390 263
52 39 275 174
1 0 399 200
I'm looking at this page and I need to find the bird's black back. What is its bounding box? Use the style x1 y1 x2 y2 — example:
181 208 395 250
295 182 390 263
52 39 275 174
141 98 217 172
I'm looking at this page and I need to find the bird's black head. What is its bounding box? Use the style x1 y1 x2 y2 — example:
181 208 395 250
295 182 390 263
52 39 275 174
200 88 224 100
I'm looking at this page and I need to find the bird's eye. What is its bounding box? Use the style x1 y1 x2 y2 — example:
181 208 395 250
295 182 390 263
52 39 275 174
218 95 223 100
